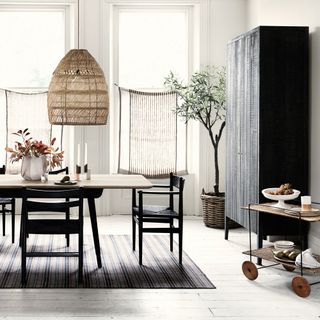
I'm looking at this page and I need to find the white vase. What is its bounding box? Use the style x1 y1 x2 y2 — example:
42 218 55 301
21 156 47 181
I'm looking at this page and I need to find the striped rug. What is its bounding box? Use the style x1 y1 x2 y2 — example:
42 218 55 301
0 235 215 288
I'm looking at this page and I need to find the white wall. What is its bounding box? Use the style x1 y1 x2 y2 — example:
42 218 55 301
203 0 247 195
247 0 320 251
79 0 247 216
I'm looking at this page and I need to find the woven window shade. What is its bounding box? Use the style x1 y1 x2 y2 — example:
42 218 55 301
47 49 109 125
117 87 188 178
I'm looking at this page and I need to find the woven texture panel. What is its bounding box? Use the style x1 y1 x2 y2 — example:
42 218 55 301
118 87 187 178
48 49 109 125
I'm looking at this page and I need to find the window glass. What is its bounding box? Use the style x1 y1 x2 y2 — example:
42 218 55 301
116 7 189 175
0 10 65 88
118 9 188 88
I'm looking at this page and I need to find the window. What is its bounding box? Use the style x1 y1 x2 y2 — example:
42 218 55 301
0 5 70 168
117 7 189 89
0 8 65 88
112 5 191 175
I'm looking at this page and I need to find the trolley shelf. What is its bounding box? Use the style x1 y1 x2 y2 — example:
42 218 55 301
243 246 320 274
241 202 320 297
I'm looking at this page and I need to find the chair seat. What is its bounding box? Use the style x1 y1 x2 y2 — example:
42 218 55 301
133 205 179 218
0 198 13 204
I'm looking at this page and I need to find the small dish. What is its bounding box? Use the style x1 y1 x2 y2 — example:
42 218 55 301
274 240 294 251
54 181 77 185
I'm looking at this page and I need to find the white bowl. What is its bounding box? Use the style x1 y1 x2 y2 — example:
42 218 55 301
262 188 300 209
274 240 294 251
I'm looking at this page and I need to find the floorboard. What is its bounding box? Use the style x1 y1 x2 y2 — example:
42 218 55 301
0 215 319 319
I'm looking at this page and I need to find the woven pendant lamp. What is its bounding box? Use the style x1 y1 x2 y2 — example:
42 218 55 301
47 49 109 125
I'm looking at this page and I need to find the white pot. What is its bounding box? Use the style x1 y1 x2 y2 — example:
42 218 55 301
21 156 47 181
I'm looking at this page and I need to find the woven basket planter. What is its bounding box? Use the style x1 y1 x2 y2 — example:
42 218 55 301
201 193 238 229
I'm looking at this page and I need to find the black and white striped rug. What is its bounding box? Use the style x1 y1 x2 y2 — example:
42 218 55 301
0 235 215 288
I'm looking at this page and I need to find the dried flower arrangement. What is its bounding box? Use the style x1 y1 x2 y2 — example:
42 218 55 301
5 128 64 169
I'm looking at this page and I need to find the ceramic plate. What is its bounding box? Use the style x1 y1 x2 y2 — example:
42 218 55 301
54 181 77 185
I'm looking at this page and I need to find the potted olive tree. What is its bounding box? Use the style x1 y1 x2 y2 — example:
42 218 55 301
164 66 232 228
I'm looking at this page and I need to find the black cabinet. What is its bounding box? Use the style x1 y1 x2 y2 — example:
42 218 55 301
225 26 309 244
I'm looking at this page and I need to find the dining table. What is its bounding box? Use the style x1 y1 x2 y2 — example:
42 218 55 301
0 173 153 268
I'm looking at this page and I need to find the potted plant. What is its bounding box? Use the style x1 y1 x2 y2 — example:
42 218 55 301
164 66 233 228
5 128 64 181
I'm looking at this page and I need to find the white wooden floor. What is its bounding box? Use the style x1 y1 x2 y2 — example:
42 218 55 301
0 215 319 319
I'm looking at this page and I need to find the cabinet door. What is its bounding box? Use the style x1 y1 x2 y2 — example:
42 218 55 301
226 38 240 226
226 36 248 227
240 30 259 231
226 30 259 231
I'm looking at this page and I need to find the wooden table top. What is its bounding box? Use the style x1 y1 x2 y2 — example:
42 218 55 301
242 203 320 222
0 174 153 190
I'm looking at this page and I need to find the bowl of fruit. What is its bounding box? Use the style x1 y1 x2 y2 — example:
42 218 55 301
273 248 300 264
262 183 300 209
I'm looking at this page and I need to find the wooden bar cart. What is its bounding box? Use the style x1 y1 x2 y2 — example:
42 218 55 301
242 203 320 298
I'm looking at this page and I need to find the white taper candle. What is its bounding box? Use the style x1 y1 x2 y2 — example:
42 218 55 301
84 142 88 164
77 143 80 165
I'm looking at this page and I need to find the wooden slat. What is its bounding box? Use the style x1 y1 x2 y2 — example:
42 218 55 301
26 219 80 234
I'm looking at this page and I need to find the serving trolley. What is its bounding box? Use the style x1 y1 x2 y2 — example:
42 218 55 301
241 203 320 297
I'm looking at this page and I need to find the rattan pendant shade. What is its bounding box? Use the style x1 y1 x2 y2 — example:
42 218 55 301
48 49 109 125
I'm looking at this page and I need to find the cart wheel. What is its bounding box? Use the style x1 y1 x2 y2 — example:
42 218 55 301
292 276 311 298
242 261 258 280
282 264 295 272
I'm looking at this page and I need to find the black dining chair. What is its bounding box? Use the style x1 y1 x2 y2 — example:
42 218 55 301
49 167 70 246
20 167 71 246
0 165 16 243
132 172 185 265
21 187 84 285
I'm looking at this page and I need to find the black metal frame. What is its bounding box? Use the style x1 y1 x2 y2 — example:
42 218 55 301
21 187 84 285
0 165 15 243
132 173 185 265
246 203 320 288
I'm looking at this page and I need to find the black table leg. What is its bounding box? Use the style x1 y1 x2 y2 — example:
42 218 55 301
87 196 102 268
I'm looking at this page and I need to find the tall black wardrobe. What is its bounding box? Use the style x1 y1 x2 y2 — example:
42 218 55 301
225 26 309 248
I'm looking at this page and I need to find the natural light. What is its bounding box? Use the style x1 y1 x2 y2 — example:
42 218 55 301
118 9 189 88
0 10 65 88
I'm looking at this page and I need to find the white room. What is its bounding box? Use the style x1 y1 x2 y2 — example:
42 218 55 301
0 0 319 318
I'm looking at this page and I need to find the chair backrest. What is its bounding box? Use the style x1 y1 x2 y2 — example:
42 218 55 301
22 188 83 213
49 167 69 175
0 165 5 175
169 172 185 212
170 172 185 191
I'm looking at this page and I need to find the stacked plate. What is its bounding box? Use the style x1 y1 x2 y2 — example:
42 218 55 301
274 240 294 251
